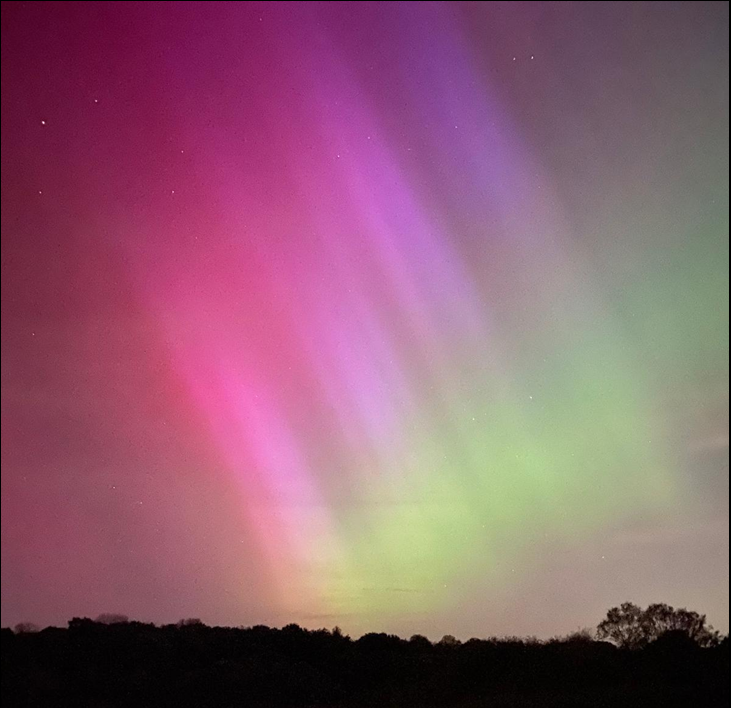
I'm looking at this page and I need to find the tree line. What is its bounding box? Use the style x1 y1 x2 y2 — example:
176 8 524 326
2 603 728 707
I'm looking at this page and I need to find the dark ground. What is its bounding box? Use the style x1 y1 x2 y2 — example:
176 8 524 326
2 621 728 707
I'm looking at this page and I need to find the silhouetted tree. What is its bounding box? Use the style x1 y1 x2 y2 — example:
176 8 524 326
438 634 460 647
13 622 39 634
409 634 432 649
96 613 130 624
549 628 596 644
176 618 204 627
597 602 721 649
68 617 97 631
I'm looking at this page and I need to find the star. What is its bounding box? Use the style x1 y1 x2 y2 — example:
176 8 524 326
40 120 46 125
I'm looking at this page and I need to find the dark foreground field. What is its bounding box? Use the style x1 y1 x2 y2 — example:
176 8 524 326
2 621 728 707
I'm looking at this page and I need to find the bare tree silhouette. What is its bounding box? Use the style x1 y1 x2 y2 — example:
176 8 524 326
597 602 722 649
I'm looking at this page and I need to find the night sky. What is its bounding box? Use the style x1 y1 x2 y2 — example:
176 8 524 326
1 1 728 639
